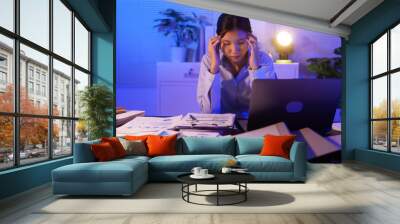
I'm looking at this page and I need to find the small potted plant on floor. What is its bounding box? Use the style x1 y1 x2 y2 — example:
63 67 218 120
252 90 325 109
79 84 114 140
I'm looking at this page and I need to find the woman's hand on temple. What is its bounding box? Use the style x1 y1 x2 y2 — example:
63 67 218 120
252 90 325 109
247 34 259 70
208 35 221 74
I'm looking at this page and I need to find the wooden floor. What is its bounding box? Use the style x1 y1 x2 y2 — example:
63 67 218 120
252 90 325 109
1 162 400 224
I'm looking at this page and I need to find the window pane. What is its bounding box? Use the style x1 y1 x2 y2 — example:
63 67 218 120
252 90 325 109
53 119 72 158
0 0 14 31
0 116 13 170
372 33 387 76
75 120 88 143
20 44 49 115
74 69 89 118
74 17 89 70
372 77 387 119
0 34 14 112
53 0 72 60
372 121 388 151
20 117 49 165
20 0 49 49
391 72 400 118
53 59 72 117
391 120 400 153
391 24 400 70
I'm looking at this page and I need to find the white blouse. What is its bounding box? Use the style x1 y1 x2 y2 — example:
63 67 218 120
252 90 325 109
196 51 276 118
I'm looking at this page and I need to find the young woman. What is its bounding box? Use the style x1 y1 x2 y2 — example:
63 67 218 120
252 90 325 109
197 13 276 118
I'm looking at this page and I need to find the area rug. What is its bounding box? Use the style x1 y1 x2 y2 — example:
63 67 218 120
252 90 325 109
37 183 361 214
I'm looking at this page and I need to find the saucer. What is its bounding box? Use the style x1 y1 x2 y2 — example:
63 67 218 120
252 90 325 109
190 174 215 179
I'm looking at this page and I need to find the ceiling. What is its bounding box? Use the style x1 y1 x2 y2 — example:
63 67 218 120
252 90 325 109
171 0 384 38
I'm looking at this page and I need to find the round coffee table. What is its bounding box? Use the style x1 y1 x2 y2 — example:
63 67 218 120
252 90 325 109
177 173 255 206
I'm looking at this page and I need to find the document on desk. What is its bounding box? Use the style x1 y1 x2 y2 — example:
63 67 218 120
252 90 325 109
116 115 182 136
175 113 236 129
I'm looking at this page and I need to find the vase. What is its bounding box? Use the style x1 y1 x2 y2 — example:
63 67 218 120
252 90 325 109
171 47 186 62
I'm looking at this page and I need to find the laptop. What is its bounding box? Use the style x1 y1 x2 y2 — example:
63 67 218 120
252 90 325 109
247 79 341 135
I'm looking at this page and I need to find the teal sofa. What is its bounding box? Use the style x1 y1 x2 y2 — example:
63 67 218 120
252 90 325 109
52 136 307 196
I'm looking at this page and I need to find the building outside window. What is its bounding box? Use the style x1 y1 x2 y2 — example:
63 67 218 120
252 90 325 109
29 66 34 79
0 54 7 89
28 81 34 94
42 85 46 97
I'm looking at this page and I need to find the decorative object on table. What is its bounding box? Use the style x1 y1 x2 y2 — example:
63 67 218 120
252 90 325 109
190 167 214 179
272 30 294 64
221 167 232 173
222 167 248 174
306 47 342 78
79 84 114 140
225 158 239 168
191 167 202 176
154 9 200 62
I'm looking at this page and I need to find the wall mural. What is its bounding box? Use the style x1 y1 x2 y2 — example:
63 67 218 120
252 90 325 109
116 0 342 163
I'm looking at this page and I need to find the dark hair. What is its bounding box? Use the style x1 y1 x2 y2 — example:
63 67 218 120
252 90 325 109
216 14 252 37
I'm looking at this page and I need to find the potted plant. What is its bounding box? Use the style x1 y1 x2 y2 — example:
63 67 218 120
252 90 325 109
306 47 342 79
79 84 114 140
154 9 199 62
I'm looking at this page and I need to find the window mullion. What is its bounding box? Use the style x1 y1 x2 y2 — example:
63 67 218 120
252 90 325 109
71 10 76 154
13 0 20 167
388 30 391 153
48 0 54 160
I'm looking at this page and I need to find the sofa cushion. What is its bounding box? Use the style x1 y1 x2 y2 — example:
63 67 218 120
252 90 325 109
180 136 235 155
119 138 147 156
236 155 293 172
91 142 118 161
73 140 100 163
101 137 127 158
148 154 235 172
53 158 147 183
260 135 296 159
235 137 263 155
147 135 177 157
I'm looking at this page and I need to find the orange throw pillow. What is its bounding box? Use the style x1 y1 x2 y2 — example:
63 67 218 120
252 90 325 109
259 135 296 159
101 137 127 158
146 135 177 157
91 142 117 161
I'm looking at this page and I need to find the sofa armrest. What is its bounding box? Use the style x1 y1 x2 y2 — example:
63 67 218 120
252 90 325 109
289 141 307 181
73 140 100 163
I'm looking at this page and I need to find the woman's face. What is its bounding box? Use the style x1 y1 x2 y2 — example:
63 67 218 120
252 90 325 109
220 30 249 64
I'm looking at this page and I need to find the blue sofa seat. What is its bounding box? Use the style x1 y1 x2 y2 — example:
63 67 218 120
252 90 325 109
236 155 293 172
52 154 148 195
148 154 235 181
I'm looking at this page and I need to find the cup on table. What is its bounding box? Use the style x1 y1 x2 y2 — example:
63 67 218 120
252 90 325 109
191 167 202 176
221 167 232 174
200 169 208 176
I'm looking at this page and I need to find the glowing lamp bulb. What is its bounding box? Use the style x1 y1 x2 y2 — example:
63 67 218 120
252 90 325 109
276 31 293 47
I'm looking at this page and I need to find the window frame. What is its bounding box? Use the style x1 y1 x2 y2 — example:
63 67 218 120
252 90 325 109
370 20 400 154
0 0 92 171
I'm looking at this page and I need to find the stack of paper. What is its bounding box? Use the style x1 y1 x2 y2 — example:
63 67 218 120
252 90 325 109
116 110 145 127
175 113 236 129
116 115 182 136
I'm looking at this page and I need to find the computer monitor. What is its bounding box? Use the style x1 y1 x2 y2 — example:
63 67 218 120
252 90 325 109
247 79 341 135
